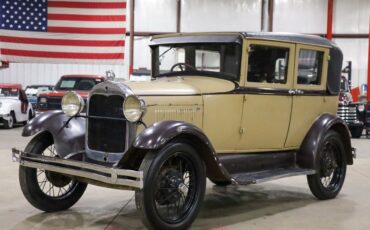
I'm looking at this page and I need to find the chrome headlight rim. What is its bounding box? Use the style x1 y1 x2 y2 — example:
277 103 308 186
123 95 146 123
61 91 85 117
358 104 365 112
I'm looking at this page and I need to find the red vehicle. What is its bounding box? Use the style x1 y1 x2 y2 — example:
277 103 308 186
37 75 105 112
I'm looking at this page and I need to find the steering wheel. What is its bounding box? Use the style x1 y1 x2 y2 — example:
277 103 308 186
170 63 196 72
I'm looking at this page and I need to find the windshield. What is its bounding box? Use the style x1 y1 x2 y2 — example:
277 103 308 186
152 43 242 81
25 86 52 95
55 78 101 91
0 88 19 97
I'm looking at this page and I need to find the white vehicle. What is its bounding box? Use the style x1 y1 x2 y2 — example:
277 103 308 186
0 84 34 129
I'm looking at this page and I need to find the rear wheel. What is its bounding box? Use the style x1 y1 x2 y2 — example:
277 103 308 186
19 134 87 212
135 142 206 230
307 131 347 200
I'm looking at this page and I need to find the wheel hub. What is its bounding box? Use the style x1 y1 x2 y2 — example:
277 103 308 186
321 152 338 177
157 169 184 205
45 171 72 187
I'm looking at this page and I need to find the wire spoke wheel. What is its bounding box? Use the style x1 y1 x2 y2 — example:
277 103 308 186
136 142 206 230
154 153 196 223
307 131 347 200
36 144 77 199
19 133 87 212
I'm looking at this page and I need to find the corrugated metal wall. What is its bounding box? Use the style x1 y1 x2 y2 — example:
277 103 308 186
0 0 368 88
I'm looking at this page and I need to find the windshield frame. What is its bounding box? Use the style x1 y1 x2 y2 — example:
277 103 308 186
151 42 242 82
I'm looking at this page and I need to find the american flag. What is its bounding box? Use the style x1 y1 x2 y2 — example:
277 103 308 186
0 0 126 64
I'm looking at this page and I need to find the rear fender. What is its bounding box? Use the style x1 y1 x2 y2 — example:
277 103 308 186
298 113 353 170
22 111 85 158
118 120 231 184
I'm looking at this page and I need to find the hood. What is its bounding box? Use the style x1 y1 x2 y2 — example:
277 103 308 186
38 90 90 98
123 76 236 96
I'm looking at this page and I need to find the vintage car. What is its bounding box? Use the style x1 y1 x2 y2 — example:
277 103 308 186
0 83 34 128
337 76 366 138
36 74 105 112
13 32 353 230
25 85 54 109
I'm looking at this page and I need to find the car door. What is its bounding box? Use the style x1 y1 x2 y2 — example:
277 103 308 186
284 44 335 148
237 40 295 151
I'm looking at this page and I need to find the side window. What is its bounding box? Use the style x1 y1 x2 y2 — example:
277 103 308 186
247 45 289 84
297 49 324 85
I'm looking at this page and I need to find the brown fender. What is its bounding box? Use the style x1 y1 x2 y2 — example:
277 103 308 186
22 110 85 158
119 120 231 184
297 113 353 170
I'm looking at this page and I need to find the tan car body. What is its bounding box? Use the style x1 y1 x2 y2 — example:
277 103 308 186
125 37 337 154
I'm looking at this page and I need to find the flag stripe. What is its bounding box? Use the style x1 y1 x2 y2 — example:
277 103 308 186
2 42 124 53
0 36 125 47
48 7 126 15
48 1 127 9
48 27 126 34
48 20 126 28
1 49 124 59
48 14 126 21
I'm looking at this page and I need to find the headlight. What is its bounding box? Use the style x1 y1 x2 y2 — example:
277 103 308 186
123 95 145 122
61 91 85 117
358 104 365 112
39 97 47 103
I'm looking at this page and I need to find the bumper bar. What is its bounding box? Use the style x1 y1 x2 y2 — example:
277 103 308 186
12 148 143 189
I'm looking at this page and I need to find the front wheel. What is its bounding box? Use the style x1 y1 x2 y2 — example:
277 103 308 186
19 134 87 212
350 126 363 138
135 142 206 230
307 131 347 200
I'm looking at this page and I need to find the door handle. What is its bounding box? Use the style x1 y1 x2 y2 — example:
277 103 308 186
289 89 304 95
288 89 296 95
296 89 304 95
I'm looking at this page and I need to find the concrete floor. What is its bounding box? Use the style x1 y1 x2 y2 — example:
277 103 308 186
1 126 370 230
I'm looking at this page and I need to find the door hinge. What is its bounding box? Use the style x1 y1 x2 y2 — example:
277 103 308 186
239 127 246 134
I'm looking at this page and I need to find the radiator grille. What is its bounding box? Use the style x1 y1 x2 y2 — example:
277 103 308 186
337 105 357 123
88 94 126 153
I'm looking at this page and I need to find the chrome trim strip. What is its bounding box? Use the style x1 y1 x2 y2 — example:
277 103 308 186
12 148 143 189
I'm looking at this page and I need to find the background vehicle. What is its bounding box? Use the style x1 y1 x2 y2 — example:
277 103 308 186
0 84 33 128
337 62 366 138
13 33 353 230
37 75 105 112
25 85 54 109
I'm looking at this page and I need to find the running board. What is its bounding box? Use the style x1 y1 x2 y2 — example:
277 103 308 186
231 168 316 185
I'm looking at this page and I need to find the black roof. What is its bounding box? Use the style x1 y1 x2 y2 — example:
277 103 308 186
151 32 337 48
241 32 335 47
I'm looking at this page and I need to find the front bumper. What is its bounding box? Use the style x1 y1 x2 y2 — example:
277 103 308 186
0 113 10 123
12 148 143 189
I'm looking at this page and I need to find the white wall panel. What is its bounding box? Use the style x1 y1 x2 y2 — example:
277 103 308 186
135 0 177 32
334 39 368 88
181 0 261 32
333 0 370 34
0 63 126 87
273 0 327 33
133 36 152 70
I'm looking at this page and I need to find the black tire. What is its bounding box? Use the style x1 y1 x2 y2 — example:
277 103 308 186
350 126 363 138
19 134 87 212
22 110 33 125
135 142 206 230
307 131 347 200
4 112 15 129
